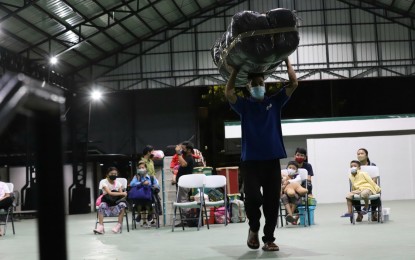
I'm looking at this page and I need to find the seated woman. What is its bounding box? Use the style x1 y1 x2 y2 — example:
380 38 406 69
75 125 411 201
281 161 308 224
93 167 128 234
0 181 14 236
130 160 160 228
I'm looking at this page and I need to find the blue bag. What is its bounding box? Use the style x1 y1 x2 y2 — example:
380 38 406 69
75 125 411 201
128 185 152 201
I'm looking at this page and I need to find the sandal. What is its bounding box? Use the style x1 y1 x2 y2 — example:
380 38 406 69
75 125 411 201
286 214 295 224
262 242 279 251
291 215 299 225
247 229 260 250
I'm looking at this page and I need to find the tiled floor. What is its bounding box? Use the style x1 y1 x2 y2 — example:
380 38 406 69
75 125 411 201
1 200 415 260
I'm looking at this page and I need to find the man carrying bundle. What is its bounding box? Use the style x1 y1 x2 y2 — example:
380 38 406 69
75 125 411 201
224 57 298 251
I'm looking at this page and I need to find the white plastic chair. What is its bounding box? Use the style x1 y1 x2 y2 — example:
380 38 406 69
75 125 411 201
171 174 206 231
350 166 382 224
203 175 228 228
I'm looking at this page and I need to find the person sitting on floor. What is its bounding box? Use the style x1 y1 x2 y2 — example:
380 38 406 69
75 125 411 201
130 160 160 228
281 161 308 225
341 160 381 219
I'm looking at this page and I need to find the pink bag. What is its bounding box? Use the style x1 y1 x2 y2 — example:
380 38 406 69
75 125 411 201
95 194 104 207
214 206 230 224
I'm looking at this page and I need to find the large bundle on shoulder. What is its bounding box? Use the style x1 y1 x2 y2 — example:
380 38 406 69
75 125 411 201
211 8 299 86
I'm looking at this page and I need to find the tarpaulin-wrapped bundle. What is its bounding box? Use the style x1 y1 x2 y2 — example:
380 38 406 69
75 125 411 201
211 8 299 86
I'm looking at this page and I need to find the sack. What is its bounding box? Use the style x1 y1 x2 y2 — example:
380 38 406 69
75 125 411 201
194 192 209 203
211 8 299 86
95 194 104 207
230 199 246 223
214 206 230 224
208 188 224 202
102 192 124 206
128 185 153 201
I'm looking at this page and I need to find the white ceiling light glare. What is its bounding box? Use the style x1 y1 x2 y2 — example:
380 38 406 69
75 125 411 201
50 56 58 65
90 90 102 101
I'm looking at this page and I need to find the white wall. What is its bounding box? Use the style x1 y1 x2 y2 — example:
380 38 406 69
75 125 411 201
8 165 87 214
307 134 415 204
9 167 27 212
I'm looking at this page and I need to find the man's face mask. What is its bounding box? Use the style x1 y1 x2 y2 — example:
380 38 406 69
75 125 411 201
350 167 358 174
249 86 265 100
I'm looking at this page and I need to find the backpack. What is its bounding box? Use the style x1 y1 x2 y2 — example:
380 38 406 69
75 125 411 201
193 148 206 167
230 199 246 223
149 176 162 215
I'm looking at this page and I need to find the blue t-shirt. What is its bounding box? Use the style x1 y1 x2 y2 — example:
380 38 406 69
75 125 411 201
229 88 290 161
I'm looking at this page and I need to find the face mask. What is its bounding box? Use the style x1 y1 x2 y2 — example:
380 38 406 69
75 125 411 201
295 157 305 164
287 168 297 176
249 86 265 100
109 175 117 181
350 167 357 174
357 155 365 161
137 169 146 175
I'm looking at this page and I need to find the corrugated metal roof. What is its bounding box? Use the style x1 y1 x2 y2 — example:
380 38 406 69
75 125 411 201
0 0 413 92
0 0 232 76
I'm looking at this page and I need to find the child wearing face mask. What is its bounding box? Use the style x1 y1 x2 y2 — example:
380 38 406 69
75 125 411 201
294 147 314 195
281 161 308 224
340 160 381 218
130 161 160 228
94 167 128 234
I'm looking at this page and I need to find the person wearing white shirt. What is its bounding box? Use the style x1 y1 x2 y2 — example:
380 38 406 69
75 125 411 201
0 181 13 236
280 161 308 224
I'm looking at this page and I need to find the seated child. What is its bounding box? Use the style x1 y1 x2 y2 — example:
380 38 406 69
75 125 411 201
281 161 308 224
130 160 160 228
